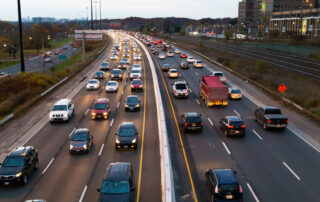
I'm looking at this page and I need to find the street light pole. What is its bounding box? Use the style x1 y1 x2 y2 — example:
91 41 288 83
91 0 94 30
17 0 25 72
99 0 102 30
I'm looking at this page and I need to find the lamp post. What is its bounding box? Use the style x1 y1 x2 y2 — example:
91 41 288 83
91 0 94 30
17 0 25 72
99 0 102 30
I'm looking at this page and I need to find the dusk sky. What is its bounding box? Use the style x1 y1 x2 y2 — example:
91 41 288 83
0 0 241 21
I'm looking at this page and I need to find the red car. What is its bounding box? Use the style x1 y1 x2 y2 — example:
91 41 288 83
146 42 151 46
180 53 187 58
162 64 171 72
131 79 143 91
91 98 110 120
118 61 127 70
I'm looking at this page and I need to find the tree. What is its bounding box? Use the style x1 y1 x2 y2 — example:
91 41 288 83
180 27 185 36
224 29 232 40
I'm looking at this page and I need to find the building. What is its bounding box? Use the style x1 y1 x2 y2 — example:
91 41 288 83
32 17 56 24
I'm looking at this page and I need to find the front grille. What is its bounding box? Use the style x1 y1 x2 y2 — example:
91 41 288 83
0 175 15 180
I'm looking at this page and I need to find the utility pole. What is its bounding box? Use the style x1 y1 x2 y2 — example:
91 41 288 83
99 0 102 30
17 0 25 72
95 1 97 30
82 32 86 61
91 0 94 30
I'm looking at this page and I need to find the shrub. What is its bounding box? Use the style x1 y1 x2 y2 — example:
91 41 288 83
199 40 204 49
255 61 267 73
0 100 14 116
248 73 259 81
317 52 320 60
304 98 318 108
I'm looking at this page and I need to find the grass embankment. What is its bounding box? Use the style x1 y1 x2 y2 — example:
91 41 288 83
50 37 73 49
0 35 109 122
173 39 320 120
0 61 20 70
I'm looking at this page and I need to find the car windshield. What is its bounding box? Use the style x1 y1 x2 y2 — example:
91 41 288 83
101 181 130 194
2 157 25 167
127 97 138 102
164 64 170 67
231 89 241 93
186 116 201 122
219 184 239 192
102 63 108 66
134 65 140 68
265 108 282 114
132 70 140 73
72 132 88 141
118 127 135 137
122 58 128 61
108 82 117 86
132 80 141 85
94 103 107 110
112 70 122 75
53 105 67 111
170 70 177 73
197 61 202 64
119 62 125 65
176 84 187 90
89 80 97 84
96 72 103 76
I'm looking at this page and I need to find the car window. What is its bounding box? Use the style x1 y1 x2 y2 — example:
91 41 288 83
231 89 241 93
89 80 97 84
176 84 187 90
132 80 142 85
127 97 138 102
186 117 201 122
101 181 130 194
72 133 88 141
131 70 140 73
108 82 117 86
53 105 67 111
219 184 239 192
118 127 135 137
214 73 223 77
230 121 244 127
2 157 25 167
94 103 107 110
265 108 281 114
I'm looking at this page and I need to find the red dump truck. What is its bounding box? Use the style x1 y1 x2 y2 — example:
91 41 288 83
199 76 228 107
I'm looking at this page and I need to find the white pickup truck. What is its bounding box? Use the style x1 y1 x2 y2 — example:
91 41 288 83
49 99 74 122
172 81 189 98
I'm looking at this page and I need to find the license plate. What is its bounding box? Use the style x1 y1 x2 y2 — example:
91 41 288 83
4 182 9 185
192 123 196 127
277 124 281 127
235 131 240 134
225 195 233 199
124 145 128 148
76 150 80 152
97 115 101 118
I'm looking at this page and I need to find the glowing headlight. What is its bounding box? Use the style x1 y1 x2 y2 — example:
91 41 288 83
15 172 22 178
83 145 88 149
103 112 107 116
116 139 120 144
132 138 137 143
125 104 129 108
70 145 73 150
91 112 96 116
64 113 68 117
136 104 140 107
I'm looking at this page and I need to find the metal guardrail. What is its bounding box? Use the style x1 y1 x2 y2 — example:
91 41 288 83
41 76 69 97
0 113 14 126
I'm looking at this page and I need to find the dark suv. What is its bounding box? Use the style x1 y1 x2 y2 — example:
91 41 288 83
219 116 246 137
205 169 243 202
115 122 138 150
97 162 136 202
180 112 203 132
0 146 39 185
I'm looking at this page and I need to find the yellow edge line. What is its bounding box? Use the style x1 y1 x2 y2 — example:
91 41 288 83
153 56 198 202
136 54 147 202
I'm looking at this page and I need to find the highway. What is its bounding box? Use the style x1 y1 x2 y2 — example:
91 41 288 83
0 33 161 202
144 36 320 202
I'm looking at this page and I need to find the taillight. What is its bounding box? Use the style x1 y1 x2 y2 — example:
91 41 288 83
184 122 188 126
131 85 134 88
215 185 219 193
241 125 246 128
174 90 177 93
187 89 190 93
201 122 203 126
239 185 243 193
228 125 234 129
268 119 271 124
286 119 289 124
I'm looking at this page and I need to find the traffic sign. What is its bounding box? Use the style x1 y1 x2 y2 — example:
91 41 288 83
59 55 67 60
278 83 287 93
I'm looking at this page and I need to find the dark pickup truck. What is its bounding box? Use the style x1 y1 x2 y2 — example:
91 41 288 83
254 106 288 130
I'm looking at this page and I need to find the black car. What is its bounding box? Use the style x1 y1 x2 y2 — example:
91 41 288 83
254 106 288 130
97 162 135 201
220 116 246 137
205 169 243 202
180 62 190 69
162 46 168 51
153 50 159 55
100 62 110 71
115 122 138 150
0 146 38 185
125 95 141 111
111 69 123 81
118 61 127 70
69 128 93 154
95 71 104 80
180 112 203 132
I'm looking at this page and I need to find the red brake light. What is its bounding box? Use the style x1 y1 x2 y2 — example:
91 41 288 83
239 185 243 193
241 125 246 128
268 119 271 124
174 90 177 93
201 122 203 126
228 125 234 129
184 122 188 126
286 119 289 124
215 185 219 193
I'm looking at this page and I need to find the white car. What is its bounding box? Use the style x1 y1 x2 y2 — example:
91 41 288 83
187 56 195 63
167 51 175 57
133 47 139 52
194 60 204 68
105 81 119 93
175 49 181 54
212 71 227 83
86 79 100 90
172 81 189 98
168 69 179 78
134 55 141 61
132 64 142 71
159 53 166 59
130 69 142 80
44 57 51 63
110 55 117 60
49 99 74 122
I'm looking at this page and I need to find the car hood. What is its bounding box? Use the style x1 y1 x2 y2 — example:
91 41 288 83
118 135 136 143
70 140 88 147
106 86 118 89
99 193 130 202
50 111 67 115
0 166 23 175
130 73 141 76
126 101 139 106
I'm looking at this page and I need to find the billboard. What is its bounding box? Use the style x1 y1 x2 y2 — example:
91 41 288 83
74 30 103 40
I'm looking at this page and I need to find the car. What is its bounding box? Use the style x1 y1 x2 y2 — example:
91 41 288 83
220 116 246 137
254 106 288 130
136 52 142 57
162 46 168 51
124 48 130 53
113 51 119 55
125 95 141 111
86 79 100 90
187 56 195 63
205 169 243 202
166 43 172 49
134 54 141 61
111 69 123 81
63 45 68 50
172 81 189 98
43 51 51 58
146 42 151 46
130 69 142 80
212 71 227 83
44 57 51 63
133 47 139 52
118 61 127 70
95 71 104 80
180 62 189 69
150 46 157 51
0 72 11 79
158 53 166 59
0 146 38 185
69 129 93 154
175 49 181 54
131 79 143 92
167 50 175 57
123 52 130 58
194 60 204 68
180 53 187 58
91 98 110 119
162 64 171 72
112 48 117 53
97 162 136 201
157 44 162 48
168 69 179 78
122 58 130 65
153 50 159 55
100 62 110 71
49 99 74 122
132 64 142 71
115 122 138 150
110 54 118 60
52 50 59 55
180 112 202 132
105 81 119 93
228 88 242 100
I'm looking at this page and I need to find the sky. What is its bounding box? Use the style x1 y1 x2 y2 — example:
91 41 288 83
0 0 241 21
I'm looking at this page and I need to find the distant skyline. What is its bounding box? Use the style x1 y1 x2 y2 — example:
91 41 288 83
0 0 241 21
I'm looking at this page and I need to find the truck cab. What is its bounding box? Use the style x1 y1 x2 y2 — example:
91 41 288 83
49 99 74 122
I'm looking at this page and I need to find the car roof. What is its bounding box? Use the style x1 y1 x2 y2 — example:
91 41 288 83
105 162 131 181
170 69 177 71
264 106 280 110
55 99 71 105
75 128 89 134
120 122 135 128
226 116 242 122
186 112 200 117
95 98 109 103
9 146 34 157
213 169 238 184
175 81 186 85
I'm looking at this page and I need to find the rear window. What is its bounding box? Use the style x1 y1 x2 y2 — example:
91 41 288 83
176 84 187 90
231 89 241 93
214 73 223 77
164 64 170 67
265 108 281 114
186 117 201 122
229 121 244 127
119 62 126 65
94 103 107 110
219 184 239 192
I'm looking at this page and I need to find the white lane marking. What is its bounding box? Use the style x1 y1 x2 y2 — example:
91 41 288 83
233 109 240 117
110 118 114 127
98 144 105 156
95 95 98 100
196 99 200 105
122 90 124 95
79 185 88 202
288 127 320 153
189 88 192 93
69 128 76 138
117 102 120 108
252 129 263 141
195 72 199 76
222 142 231 155
283 162 301 181
247 183 260 202
208 118 213 126
42 158 55 175
84 109 89 115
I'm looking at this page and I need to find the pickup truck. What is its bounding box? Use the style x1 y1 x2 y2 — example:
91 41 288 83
254 106 288 130
172 81 189 98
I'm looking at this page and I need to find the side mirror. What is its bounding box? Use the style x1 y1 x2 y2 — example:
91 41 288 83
97 188 101 192
0 163 2 166
130 187 136 192
114 133 118 136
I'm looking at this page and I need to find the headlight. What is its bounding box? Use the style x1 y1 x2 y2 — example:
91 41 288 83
116 139 120 144
91 112 96 116
136 104 140 107
125 104 129 107
83 145 88 149
64 113 68 117
15 172 22 178
132 138 137 143
103 112 107 116
70 145 73 150
111 75 114 77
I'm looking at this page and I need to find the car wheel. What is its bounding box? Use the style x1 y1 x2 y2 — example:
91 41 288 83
224 130 229 137
254 114 257 121
263 123 268 130
115 145 119 151
34 159 39 170
22 174 28 185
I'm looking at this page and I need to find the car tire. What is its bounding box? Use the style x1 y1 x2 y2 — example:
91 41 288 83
22 174 28 185
263 123 268 130
115 145 119 151
224 130 229 137
34 159 39 170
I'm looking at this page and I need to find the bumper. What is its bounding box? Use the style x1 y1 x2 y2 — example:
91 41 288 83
267 124 287 128
194 65 203 68
116 143 137 150
131 87 143 91
50 117 68 122
174 93 189 98
69 148 88 153
125 106 140 111
92 113 108 119
228 129 246 136
185 126 202 131
0 176 23 185
106 89 118 93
